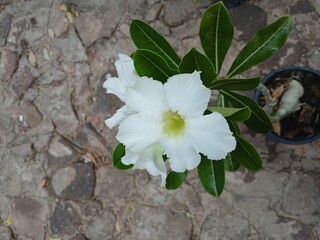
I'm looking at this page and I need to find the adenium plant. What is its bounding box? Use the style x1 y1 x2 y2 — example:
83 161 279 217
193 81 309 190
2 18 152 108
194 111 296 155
104 1 293 197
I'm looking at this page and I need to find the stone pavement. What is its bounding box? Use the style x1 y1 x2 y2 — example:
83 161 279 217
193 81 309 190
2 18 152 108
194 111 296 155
0 0 319 239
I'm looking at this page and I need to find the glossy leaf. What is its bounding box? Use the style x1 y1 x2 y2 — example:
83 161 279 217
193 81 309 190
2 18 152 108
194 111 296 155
228 120 262 171
200 2 234 74
112 143 133 170
228 119 240 135
207 106 251 121
197 154 225 197
231 135 263 171
134 49 179 83
210 77 261 91
179 48 217 87
227 16 293 77
221 90 273 133
165 171 188 190
130 19 180 70
224 153 240 172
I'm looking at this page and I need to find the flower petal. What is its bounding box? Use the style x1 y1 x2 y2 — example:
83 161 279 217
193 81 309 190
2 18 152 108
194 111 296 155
164 71 211 118
103 77 127 102
103 54 139 102
122 145 167 186
121 149 139 165
115 54 138 85
161 137 200 172
185 112 236 160
105 106 134 129
126 77 168 113
116 113 163 152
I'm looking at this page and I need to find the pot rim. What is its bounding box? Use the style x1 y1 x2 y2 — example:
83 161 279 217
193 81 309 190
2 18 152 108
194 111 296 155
254 66 320 144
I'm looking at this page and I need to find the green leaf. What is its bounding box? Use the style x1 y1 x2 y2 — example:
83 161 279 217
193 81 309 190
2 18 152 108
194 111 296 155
165 171 188 190
179 48 217 87
228 120 240 135
197 154 225 197
228 120 262 171
200 2 234 74
207 106 251 121
221 90 273 133
224 153 240 171
134 49 179 83
227 16 293 77
231 136 263 171
112 143 133 170
130 19 181 70
210 77 261 91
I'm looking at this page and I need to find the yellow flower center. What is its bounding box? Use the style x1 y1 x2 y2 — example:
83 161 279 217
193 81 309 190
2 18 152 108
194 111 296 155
162 111 185 137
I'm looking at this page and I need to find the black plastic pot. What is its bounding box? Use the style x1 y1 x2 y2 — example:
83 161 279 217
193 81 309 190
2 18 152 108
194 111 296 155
223 0 242 8
255 66 320 144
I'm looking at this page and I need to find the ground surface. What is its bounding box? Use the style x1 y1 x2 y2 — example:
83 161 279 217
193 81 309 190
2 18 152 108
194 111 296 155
0 0 320 239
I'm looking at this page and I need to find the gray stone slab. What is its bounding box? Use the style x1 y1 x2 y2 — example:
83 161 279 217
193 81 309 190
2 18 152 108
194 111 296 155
229 3 267 42
163 0 197 27
132 205 192 240
50 163 95 201
11 66 35 99
71 234 88 240
250 211 317 239
75 12 103 47
226 170 289 206
200 212 249 240
0 50 18 81
0 110 16 144
0 226 12 240
82 210 116 240
19 100 43 128
47 136 78 168
11 198 46 240
0 14 12 47
95 167 135 200
53 29 87 62
283 172 320 215
36 82 79 135
50 201 81 236
48 3 69 38
290 0 314 14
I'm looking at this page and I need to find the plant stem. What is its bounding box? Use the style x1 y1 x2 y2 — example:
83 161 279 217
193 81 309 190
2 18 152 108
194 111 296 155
257 83 274 115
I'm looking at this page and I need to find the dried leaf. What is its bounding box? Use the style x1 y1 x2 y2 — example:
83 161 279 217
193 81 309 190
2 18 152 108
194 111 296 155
43 48 50 61
28 51 36 67
48 28 55 38
115 221 121 232
60 4 67 12
4 215 12 225
272 121 281 135
299 105 314 124
39 177 48 188
66 12 74 23
91 116 101 126
86 152 98 166
61 3 79 21
272 84 285 101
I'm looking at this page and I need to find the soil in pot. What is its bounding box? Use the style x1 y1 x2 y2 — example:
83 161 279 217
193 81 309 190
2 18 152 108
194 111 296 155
258 68 320 141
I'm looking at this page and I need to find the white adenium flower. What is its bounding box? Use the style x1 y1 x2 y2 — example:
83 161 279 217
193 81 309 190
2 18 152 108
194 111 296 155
103 54 151 128
116 71 237 174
